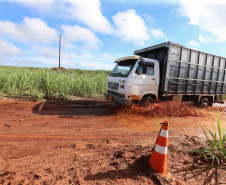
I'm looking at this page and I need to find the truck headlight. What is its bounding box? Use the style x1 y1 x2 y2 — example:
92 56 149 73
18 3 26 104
120 84 124 89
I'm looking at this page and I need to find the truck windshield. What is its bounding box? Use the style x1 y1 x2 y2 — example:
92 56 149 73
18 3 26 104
110 59 137 77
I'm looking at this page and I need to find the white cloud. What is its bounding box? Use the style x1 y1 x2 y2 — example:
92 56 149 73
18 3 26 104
0 17 58 44
10 0 113 34
0 39 21 56
112 9 150 45
179 0 226 42
150 28 167 40
0 56 6 63
33 44 58 58
67 52 116 70
198 35 213 44
17 56 58 67
188 40 199 47
4 1 167 46
66 0 113 34
13 0 55 13
0 1 171 69
61 25 102 49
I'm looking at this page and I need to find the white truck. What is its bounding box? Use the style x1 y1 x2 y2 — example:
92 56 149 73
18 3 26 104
104 41 226 107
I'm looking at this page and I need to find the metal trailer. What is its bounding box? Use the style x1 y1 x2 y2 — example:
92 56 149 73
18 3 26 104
134 41 226 106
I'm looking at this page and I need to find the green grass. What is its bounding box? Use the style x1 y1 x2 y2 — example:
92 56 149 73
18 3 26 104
220 95 226 100
191 109 226 167
154 114 174 132
0 66 110 101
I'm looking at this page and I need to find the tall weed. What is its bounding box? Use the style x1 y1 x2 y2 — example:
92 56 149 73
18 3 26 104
192 109 226 167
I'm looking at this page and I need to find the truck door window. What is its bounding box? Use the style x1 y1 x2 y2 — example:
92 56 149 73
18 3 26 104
137 66 143 74
136 62 154 76
147 65 154 76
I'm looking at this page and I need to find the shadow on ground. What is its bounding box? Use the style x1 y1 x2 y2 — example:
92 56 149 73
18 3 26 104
84 155 156 181
32 101 121 117
172 158 224 185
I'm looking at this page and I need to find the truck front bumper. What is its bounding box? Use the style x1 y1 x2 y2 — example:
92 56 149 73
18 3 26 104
104 91 133 106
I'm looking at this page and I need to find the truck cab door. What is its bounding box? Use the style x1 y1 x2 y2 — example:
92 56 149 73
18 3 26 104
131 61 159 99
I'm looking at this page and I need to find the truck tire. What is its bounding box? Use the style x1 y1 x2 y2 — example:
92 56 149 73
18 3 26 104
140 95 154 107
200 97 209 108
194 96 199 106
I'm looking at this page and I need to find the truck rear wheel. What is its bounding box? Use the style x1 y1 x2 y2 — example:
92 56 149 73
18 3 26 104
140 95 154 107
200 97 209 108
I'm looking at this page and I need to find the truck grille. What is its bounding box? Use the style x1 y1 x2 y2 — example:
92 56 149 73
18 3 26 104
108 82 119 90
108 91 125 98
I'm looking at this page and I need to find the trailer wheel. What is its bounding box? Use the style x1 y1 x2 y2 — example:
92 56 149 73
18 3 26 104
140 95 154 107
200 97 209 108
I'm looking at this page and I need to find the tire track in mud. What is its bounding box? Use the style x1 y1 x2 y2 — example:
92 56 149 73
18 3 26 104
0 133 149 142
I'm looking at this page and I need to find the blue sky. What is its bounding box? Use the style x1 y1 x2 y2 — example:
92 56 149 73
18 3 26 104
0 0 226 70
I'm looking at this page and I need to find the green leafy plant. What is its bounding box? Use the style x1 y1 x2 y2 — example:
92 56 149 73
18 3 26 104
133 139 151 149
172 138 185 151
169 125 175 133
154 113 160 130
192 109 226 167
154 113 174 133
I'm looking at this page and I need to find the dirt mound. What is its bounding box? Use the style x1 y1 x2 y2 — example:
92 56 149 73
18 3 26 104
52 67 72 73
127 102 201 117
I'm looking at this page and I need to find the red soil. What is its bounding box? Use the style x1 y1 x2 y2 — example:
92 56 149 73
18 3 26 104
0 98 225 184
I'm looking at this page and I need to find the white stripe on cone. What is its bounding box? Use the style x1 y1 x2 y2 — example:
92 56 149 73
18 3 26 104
154 144 168 154
160 129 168 138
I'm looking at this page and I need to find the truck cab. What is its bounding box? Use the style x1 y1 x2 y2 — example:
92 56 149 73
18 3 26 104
104 56 160 105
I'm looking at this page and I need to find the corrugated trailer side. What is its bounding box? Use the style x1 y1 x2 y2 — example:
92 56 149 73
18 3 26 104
166 43 226 96
134 41 226 96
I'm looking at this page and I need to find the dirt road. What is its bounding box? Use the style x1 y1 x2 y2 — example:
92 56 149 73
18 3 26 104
0 99 225 184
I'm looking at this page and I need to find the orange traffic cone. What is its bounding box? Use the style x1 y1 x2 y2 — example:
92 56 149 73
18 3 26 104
149 121 169 175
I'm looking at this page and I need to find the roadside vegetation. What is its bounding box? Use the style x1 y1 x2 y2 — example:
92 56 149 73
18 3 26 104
191 109 226 167
220 95 226 100
0 66 110 101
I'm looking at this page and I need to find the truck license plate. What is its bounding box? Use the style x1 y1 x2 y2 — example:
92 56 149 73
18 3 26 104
107 95 113 100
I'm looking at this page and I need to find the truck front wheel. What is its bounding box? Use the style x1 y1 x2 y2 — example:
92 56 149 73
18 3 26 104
140 95 154 107
200 97 209 108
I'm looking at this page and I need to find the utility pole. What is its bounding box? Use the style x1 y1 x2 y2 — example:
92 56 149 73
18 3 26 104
59 33 61 68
